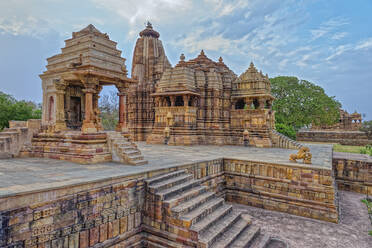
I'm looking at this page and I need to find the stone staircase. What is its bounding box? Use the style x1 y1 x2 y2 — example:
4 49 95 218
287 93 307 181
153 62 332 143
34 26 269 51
144 170 269 248
271 130 302 149
106 131 148 165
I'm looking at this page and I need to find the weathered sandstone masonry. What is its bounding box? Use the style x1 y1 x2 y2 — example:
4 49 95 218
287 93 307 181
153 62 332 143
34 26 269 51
0 120 41 159
297 130 371 146
333 152 372 195
0 157 337 248
224 159 338 223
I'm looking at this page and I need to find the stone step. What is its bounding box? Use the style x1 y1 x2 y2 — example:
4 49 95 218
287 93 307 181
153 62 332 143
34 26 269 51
190 204 233 234
229 224 261 248
212 216 252 248
146 170 188 186
128 154 145 161
25 145 110 154
250 233 270 248
119 145 137 151
197 209 242 248
180 198 224 228
120 149 140 156
157 179 201 201
172 191 216 218
163 186 207 209
128 159 148 166
148 174 194 194
114 141 133 146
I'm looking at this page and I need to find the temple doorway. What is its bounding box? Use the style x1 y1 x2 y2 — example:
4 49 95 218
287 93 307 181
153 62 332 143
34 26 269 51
67 96 82 130
98 86 119 130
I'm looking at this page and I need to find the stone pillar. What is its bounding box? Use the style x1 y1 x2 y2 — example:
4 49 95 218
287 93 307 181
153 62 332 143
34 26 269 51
54 81 68 132
82 86 97 133
183 95 190 107
245 98 253 110
116 92 127 132
170 96 176 107
258 98 266 110
93 86 104 131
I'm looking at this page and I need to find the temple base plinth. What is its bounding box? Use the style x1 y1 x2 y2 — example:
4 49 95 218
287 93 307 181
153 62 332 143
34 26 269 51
82 121 98 133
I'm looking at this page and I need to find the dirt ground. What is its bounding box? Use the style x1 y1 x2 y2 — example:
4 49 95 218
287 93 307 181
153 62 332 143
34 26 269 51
234 191 372 248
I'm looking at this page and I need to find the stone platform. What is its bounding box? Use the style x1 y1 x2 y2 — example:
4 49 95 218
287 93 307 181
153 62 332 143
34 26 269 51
0 143 332 197
0 143 337 248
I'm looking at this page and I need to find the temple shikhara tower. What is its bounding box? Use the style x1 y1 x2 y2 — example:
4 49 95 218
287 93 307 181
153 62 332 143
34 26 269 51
128 22 171 141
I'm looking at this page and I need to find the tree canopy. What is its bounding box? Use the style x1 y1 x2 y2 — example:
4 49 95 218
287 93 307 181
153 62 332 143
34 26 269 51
0 91 41 130
270 76 341 131
99 91 119 130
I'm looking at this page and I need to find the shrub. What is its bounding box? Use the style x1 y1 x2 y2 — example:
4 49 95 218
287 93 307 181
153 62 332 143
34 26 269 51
275 123 296 140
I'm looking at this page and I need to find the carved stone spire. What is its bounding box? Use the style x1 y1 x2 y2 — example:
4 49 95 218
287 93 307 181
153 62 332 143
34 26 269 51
139 21 160 38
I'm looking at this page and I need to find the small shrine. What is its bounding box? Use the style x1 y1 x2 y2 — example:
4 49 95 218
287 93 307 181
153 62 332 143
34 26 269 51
20 25 147 165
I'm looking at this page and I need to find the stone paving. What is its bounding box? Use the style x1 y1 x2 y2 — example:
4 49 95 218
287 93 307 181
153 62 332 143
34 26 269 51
0 143 332 197
236 190 372 248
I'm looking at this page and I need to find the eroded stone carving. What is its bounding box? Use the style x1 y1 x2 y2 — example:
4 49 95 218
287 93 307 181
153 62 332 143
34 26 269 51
289 146 312 164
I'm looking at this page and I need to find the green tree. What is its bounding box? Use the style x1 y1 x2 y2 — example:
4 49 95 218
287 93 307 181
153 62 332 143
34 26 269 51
360 120 372 141
270 76 341 131
0 91 41 130
99 91 119 130
275 123 296 140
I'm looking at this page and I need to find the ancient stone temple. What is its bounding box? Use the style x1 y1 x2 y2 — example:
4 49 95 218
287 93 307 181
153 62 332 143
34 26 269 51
127 22 171 141
311 109 362 131
39 24 134 133
19 24 147 165
146 52 276 147
297 109 368 145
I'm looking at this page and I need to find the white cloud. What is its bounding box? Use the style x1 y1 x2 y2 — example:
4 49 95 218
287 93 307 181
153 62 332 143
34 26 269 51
90 0 193 38
331 32 348 40
326 44 353 61
310 17 349 41
0 16 51 37
355 37 372 50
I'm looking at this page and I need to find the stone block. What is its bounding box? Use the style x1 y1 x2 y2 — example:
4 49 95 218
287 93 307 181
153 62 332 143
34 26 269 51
89 227 99 247
99 223 107 243
79 230 89 248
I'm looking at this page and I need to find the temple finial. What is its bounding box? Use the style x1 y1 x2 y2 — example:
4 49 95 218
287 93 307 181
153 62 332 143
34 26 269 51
200 49 205 56
180 53 185 62
146 21 153 29
219 57 223 63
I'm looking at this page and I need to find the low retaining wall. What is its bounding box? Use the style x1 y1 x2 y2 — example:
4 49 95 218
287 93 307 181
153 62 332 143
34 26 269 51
297 130 371 146
0 158 337 247
333 152 372 195
223 158 338 223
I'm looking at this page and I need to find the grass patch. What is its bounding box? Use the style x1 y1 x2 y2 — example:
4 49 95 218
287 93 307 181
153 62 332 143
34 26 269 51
333 144 364 154
361 199 372 236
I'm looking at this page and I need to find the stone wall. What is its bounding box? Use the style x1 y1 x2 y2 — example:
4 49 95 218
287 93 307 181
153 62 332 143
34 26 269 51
0 158 337 247
0 178 145 248
0 119 41 159
223 159 338 223
333 152 372 195
296 130 371 146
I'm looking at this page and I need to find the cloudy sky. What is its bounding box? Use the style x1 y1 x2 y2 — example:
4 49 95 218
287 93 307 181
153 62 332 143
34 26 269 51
0 0 371 118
